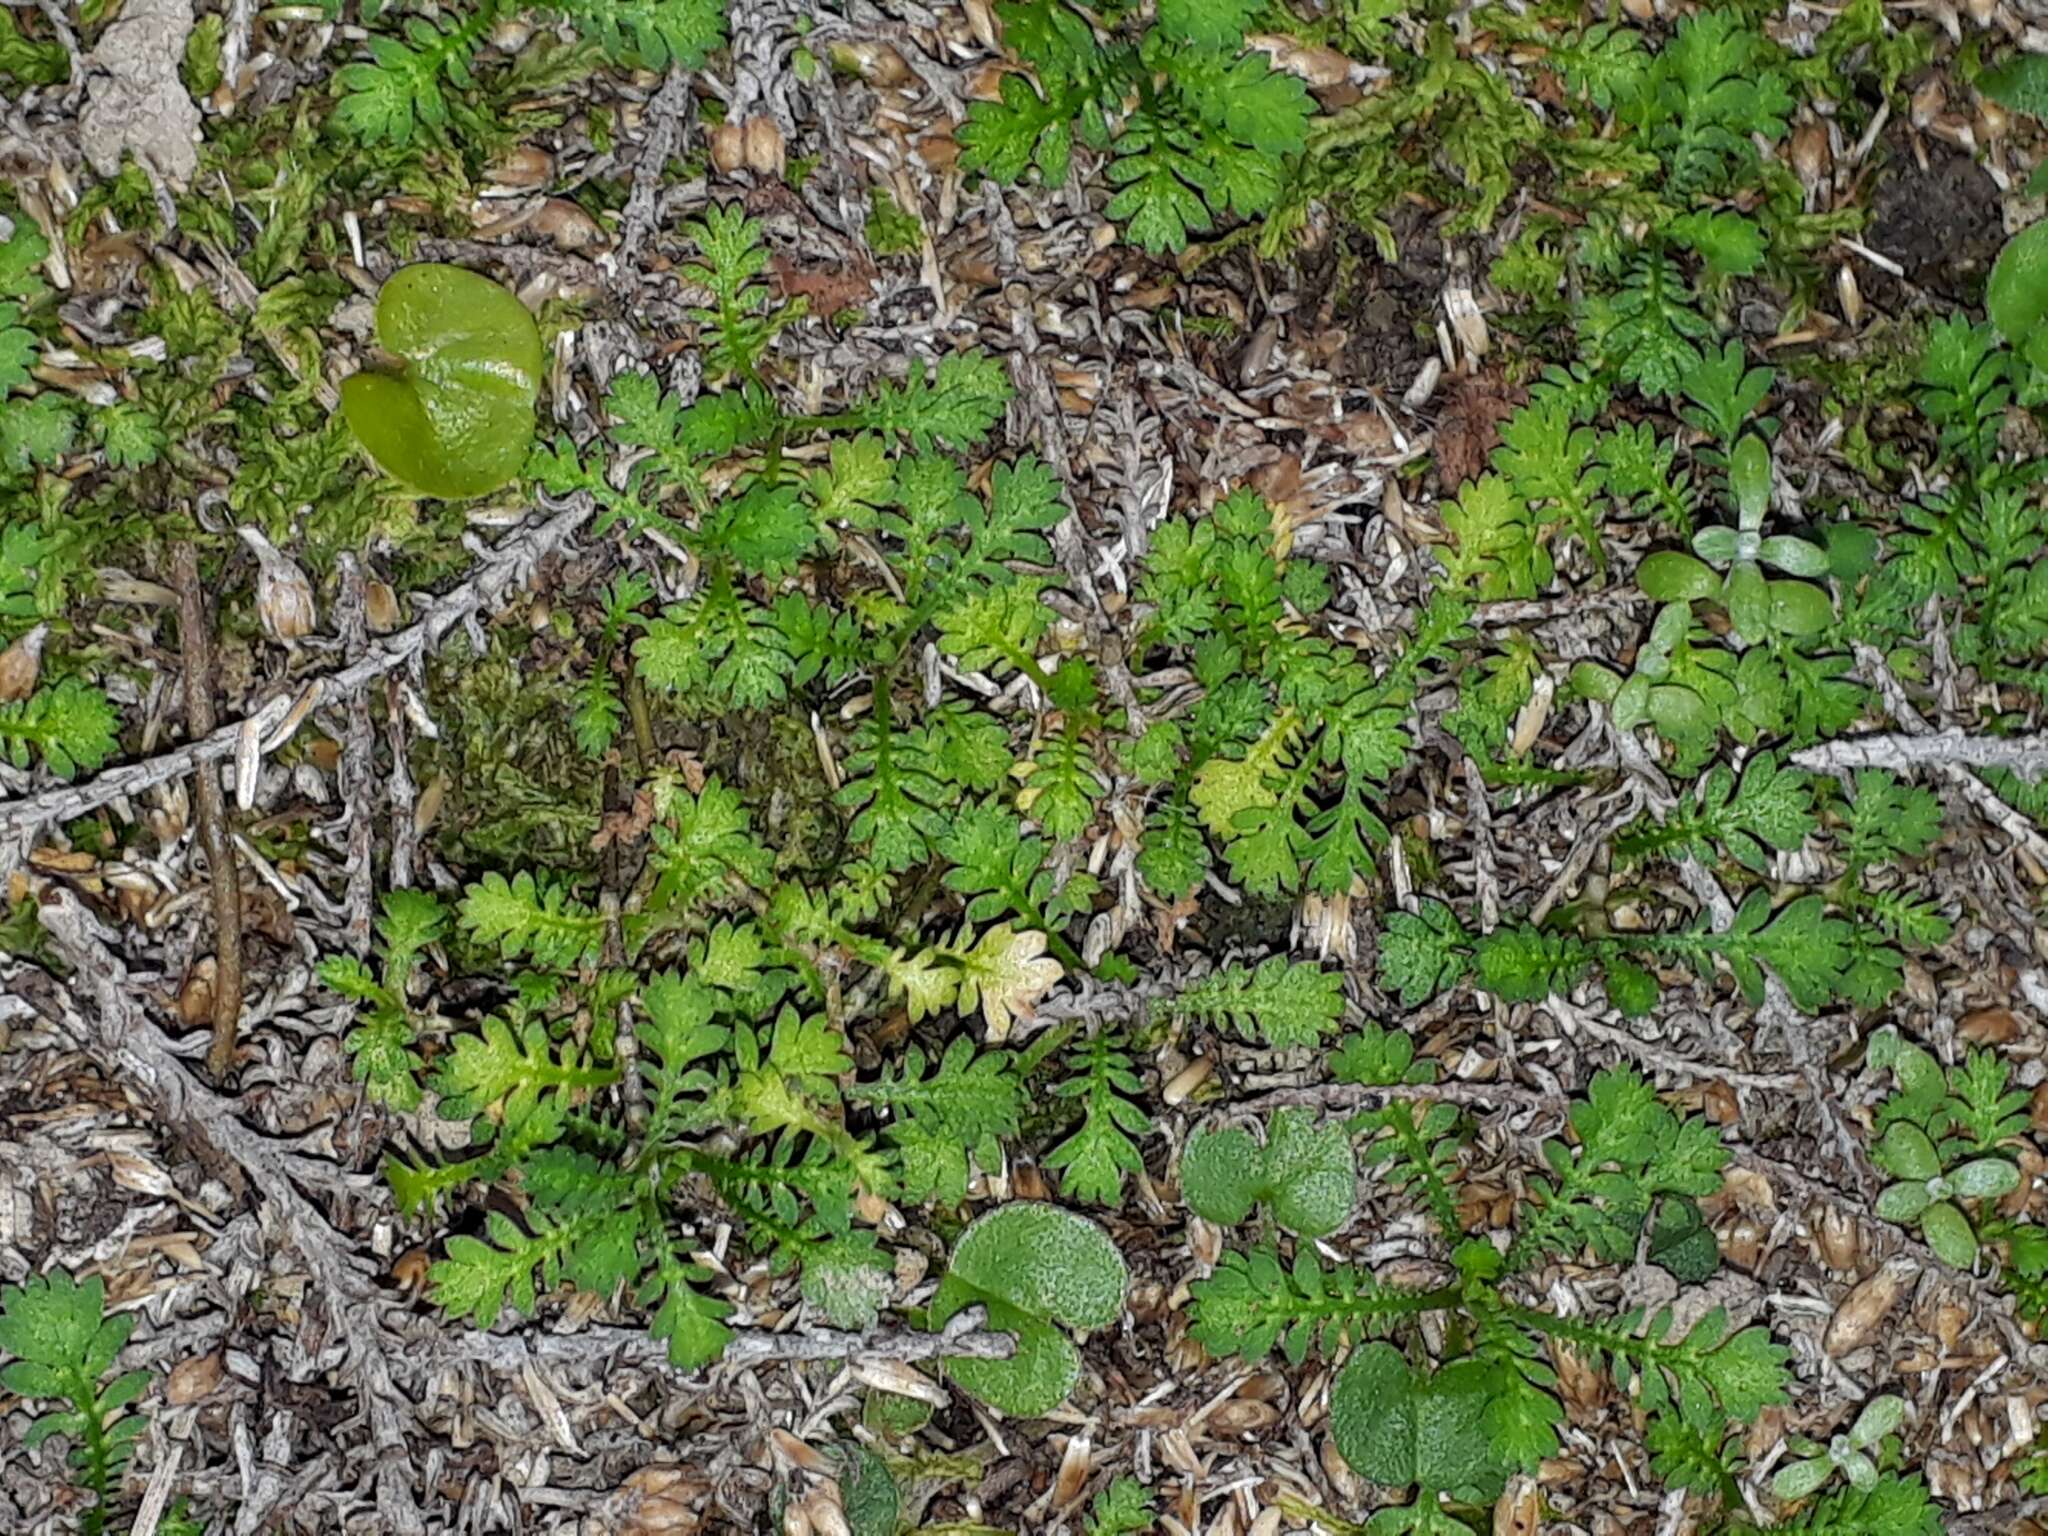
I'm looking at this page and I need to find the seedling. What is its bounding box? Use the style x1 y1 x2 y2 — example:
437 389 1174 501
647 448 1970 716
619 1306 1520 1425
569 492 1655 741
1772 1395 1908 1500
339 263 544 499
1868 1030 2027 1269
1635 434 1833 645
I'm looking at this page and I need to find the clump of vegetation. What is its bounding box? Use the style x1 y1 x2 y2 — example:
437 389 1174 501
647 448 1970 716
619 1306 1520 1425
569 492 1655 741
14 0 2048 1528
962 0 1314 252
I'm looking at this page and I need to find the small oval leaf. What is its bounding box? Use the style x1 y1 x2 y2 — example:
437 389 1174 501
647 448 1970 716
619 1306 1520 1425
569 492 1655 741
1919 1201 1978 1268
1948 1157 2021 1200
1637 551 1720 603
1731 434 1772 527
1875 1121 1941 1182
1769 578 1835 636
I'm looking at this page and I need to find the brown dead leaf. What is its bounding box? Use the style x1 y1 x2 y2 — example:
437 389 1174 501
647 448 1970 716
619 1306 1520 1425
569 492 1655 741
591 789 657 852
1434 370 1526 490
595 1465 709 1536
770 253 874 316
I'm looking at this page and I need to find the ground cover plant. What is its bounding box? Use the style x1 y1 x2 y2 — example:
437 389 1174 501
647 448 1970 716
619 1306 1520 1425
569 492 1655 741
9 0 2048 1532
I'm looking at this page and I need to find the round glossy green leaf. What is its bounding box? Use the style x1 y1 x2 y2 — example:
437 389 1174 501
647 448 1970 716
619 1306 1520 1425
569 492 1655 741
1638 551 1721 603
1612 673 1651 730
340 264 544 498
1330 1346 1505 1500
1648 683 1712 741
1569 660 1621 704
1260 1109 1357 1238
931 1203 1127 1417
1182 1126 1263 1227
1769 578 1835 637
1330 1342 1419 1487
1919 1201 1978 1268
1875 1121 1941 1182
1874 1180 1933 1223
1948 1157 2021 1200
1990 220 2048 349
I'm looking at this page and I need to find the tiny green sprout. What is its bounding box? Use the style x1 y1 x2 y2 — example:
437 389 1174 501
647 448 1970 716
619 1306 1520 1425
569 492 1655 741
1635 434 1832 644
1771 1394 1907 1500
1872 1121 2020 1268
865 186 923 256
338 263 544 499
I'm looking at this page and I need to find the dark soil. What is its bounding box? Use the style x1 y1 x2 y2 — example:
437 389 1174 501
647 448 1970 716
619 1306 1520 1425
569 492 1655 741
1867 133 2005 305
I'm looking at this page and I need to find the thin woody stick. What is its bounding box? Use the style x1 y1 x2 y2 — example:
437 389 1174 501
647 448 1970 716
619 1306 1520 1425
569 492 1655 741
172 541 244 1079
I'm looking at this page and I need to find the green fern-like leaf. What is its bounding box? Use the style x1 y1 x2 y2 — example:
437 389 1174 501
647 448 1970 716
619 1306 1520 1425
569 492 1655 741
458 871 606 968
1165 957 1345 1048
0 1270 153 1536
545 0 725 70
1045 1032 1150 1205
0 677 118 779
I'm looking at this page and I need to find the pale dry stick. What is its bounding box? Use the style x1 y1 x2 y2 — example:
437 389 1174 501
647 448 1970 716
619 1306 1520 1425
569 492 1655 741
1464 756 1500 933
1237 1079 1568 1119
1819 640 2048 868
334 557 378 957
0 500 596 851
1791 727 2048 780
615 67 693 269
441 1309 1016 1379
1541 990 1808 1093
35 890 424 1533
172 542 245 1079
1473 590 1655 626
127 1441 184 1536
1528 782 1642 926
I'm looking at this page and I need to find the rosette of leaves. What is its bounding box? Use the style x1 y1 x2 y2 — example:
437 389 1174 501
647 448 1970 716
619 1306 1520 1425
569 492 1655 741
1872 1120 2019 1268
1869 1028 2031 1269
339 264 544 498
1634 434 1832 645
1772 1395 1908 1501
929 1203 1127 1417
